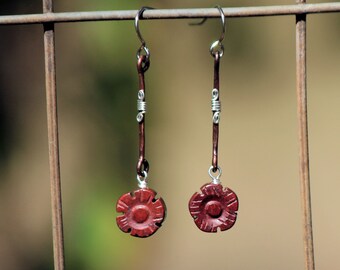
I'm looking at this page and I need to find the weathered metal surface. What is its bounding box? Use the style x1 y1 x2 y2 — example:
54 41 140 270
0 3 339 25
296 1 315 269
43 0 65 269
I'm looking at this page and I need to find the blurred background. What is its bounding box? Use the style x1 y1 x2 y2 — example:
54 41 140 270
0 0 339 269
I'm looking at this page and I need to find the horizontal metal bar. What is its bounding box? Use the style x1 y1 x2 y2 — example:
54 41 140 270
0 3 339 25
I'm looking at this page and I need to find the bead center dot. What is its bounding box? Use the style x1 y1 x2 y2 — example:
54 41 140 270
205 201 223 218
132 207 150 223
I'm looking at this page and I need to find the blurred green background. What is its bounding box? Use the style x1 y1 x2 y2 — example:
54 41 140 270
0 0 339 269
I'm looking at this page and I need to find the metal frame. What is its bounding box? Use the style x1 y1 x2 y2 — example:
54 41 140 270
0 3 339 24
1 1 339 270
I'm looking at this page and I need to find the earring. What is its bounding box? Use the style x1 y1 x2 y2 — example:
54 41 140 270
116 7 166 238
188 6 239 233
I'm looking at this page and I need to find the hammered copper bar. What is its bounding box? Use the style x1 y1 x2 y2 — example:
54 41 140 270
296 1 315 269
0 3 340 25
212 53 220 172
43 0 65 269
136 56 148 176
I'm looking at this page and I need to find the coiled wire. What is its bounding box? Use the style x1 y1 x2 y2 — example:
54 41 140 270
137 100 147 112
136 89 146 122
211 100 221 112
211 88 221 124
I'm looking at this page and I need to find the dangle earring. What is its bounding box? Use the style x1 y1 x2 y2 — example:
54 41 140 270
188 7 239 233
116 7 166 238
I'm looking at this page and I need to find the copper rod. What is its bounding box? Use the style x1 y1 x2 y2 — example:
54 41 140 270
212 53 220 172
43 0 65 269
0 3 339 25
295 1 315 269
136 56 148 177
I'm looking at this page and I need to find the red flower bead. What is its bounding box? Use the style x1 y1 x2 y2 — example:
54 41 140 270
189 183 238 232
116 188 166 238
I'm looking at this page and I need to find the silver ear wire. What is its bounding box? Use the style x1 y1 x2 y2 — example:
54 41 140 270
188 6 226 58
209 6 226 57
135 7 153 60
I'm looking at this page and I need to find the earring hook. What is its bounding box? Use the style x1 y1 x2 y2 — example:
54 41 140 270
210 6 225 57
135 7 153 60
190 6 226 57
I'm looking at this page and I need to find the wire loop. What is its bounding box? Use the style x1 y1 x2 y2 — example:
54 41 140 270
137 158 149 177
210 40 224 57
137 170 148 188
136 44 150 61
208 165 222 184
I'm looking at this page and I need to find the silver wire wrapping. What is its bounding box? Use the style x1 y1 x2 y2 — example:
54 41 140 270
136 89 146 122
211 88 221 124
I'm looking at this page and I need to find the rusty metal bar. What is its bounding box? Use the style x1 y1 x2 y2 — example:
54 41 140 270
0 3 339 25
43 0 65 269
295 1 315 270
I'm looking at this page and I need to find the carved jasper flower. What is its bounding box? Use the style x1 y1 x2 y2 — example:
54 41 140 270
189 183 238 232
116 188 166 238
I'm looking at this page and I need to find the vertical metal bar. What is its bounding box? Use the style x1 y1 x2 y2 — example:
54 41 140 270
43 0 65 269
295 1 315 269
